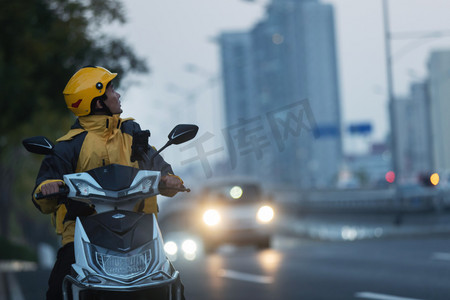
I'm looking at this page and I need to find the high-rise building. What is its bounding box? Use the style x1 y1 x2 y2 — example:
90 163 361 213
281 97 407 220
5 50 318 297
428 51 450 175
409 83 433 174
219 0 342 188
220 32 255 126
219 32 256 176
391 82 432 182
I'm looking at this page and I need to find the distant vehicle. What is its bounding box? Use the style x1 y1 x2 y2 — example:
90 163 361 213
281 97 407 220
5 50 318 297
194 177 275 253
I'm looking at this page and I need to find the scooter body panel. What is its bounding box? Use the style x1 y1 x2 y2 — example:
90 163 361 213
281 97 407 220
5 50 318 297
59 165 181 300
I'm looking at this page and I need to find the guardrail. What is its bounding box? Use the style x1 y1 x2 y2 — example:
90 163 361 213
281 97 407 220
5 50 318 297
274 186 449 214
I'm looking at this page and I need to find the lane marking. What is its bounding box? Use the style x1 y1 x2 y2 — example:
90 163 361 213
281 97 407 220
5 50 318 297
431 252 450 261
355 292 424 300
218 269 273 284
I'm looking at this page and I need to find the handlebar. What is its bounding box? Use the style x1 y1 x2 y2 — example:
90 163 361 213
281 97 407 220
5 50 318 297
159 186 191 193
35 185 190 200
35 181 190 200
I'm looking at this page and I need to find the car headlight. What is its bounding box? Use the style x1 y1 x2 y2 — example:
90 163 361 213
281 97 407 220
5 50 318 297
257 205 274 223
203 209 221 226
181 239 197 255
229 186 243 199
164 241 178 256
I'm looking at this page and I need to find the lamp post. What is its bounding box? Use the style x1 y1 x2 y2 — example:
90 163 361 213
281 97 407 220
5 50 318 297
382 0 399 186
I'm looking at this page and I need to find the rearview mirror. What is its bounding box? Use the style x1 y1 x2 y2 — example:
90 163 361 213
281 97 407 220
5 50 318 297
147 124 199 168
167 124 199 145
22 136 55 155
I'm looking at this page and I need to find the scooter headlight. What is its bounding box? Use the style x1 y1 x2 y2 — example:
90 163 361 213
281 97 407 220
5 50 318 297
96 250 152 279
84 242 157 281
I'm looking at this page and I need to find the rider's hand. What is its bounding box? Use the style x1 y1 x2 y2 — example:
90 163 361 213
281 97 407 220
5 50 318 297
160 175 185 197
41 181 63 196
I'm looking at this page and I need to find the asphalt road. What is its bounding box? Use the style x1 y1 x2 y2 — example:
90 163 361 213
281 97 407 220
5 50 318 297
3 230 450 299
172 234 450 300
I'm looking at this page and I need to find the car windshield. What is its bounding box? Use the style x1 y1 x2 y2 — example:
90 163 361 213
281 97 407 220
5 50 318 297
201 184 262 204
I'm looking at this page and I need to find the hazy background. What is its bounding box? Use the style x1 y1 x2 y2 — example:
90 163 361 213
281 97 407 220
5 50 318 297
4 2 450 299
108 0 450 164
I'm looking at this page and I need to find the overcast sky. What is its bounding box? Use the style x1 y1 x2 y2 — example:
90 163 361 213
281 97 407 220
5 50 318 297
108 0 450 159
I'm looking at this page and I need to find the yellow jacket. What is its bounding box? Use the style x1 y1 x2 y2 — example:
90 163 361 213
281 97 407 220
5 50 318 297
32 114 179 245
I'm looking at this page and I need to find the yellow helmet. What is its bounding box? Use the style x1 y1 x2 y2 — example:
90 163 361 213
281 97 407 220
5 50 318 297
63 66 117 116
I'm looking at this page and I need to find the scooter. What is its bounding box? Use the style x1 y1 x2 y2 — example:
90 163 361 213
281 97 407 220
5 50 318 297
23 124 198 300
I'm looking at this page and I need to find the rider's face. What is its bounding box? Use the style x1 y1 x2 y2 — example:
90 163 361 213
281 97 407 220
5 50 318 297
103 84 122 114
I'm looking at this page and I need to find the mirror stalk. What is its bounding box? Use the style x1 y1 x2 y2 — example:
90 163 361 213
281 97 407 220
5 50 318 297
148 141 172 169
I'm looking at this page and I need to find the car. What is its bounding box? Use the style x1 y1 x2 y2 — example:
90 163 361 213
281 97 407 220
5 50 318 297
194 177 275 253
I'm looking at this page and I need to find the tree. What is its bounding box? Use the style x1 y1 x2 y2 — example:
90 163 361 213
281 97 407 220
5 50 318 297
0 0 149 243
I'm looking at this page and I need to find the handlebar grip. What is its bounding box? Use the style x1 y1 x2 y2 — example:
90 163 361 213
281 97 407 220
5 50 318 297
35 187 68 200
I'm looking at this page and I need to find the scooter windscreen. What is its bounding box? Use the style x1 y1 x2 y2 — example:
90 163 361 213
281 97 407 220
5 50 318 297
64 164 161 203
